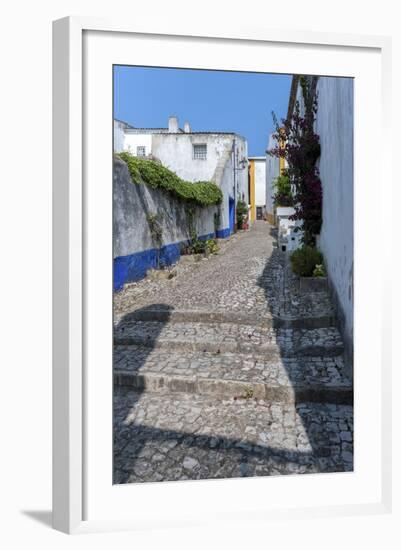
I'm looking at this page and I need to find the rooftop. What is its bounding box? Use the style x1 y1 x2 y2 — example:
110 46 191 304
115 116 240 137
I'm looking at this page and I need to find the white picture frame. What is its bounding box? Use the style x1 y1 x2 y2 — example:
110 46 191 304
52 16 392 534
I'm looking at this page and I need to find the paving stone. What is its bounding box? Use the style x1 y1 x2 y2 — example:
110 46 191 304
114 223 335 322
183 456 200 470
113 222 353 483
114 321 344 357
113 388 353 483
114 345 351 403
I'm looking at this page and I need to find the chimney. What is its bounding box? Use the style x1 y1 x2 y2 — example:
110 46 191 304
168 116 179 133
184 121 191 133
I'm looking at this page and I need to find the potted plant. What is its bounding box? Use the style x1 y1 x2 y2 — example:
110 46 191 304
290 246 328 292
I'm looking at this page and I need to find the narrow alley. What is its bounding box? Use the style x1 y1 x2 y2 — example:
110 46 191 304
113 222 353 483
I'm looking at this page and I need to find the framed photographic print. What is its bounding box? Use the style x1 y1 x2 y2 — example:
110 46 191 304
52 17 392 534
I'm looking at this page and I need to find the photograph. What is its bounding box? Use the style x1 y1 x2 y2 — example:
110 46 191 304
112 66 354 484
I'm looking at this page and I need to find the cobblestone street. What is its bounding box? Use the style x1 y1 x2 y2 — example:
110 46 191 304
113 221 353 483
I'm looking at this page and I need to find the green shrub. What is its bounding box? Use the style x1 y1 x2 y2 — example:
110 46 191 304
290 246 323 277
190 238 205 254
273 174 293 206
236 199 248 229
205 238 219 255
118 151 222 207
185 237 219 256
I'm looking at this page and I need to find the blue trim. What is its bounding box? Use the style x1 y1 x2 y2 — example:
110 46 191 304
114 248 158 291
216 227 230 239
229 197 235 235
159 242 181 268
198 232 214 241
114 229 230 291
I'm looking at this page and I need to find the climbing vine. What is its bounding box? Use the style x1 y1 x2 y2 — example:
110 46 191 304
118 151 223 207
269 76 322 245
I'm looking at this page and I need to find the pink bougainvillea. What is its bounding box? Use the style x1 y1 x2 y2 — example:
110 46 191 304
269 77 322 245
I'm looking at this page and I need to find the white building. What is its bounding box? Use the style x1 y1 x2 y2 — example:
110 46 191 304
114 116 249 236
114 119 133 153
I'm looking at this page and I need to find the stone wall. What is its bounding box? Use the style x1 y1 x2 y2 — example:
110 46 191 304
114 156 220 290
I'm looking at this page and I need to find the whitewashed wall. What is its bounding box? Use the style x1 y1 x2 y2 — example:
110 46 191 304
122 132 152 156
254 158 266 206
152 133 236 181
315 76 354 365
113 120 126 152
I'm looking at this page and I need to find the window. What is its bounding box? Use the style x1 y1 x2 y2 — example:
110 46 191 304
193 144 207 160
136 146 146 157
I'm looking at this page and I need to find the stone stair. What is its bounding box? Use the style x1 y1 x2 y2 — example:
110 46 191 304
116 306 336 329
113 224 353 483
113 315 352 405
114 320 344 357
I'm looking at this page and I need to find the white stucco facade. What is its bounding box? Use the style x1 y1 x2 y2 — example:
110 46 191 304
123 132 153 157
114 120 129 152
152 133 236 182
314 77 354 365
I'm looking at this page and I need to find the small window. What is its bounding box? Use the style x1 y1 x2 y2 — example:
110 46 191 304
193 144 207 160
136 146 146 157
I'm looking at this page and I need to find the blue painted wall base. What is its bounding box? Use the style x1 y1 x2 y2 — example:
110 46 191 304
216 227 231 239
114 228 230 291
229 197 235 235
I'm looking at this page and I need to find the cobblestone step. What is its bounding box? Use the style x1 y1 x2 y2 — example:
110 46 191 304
114 345 352 404
114 321 344 357
114 387 353 483
115 307 337 330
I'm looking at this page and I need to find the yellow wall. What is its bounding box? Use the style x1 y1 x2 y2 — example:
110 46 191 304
279 155 285 175
249 160 256 222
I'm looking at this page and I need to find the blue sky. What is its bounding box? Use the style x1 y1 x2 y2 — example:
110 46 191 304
114 66 292 157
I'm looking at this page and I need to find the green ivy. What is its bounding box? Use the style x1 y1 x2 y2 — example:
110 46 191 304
118 152 222 207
